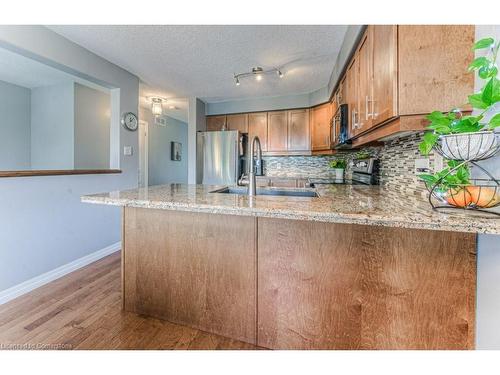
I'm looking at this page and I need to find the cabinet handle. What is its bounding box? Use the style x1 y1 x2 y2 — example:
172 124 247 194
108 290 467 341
352 109 359 129
372 98 378 119
366 96 372 120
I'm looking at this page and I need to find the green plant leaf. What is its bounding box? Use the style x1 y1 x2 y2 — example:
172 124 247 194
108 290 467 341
419 132 439 155
419 174 437 185
469 56 490 71
451 117 483 133
492 78 500 103
482 78 494 105
473 37 494 50
468 93 488 109
489 113 500 129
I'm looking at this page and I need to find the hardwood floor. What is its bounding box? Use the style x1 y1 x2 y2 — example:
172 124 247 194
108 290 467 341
0 252 258 350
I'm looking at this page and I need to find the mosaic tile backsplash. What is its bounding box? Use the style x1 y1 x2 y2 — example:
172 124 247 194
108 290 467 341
263 132 441 196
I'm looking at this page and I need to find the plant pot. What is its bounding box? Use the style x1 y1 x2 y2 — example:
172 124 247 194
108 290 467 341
332 168 344 180
439 131 498 161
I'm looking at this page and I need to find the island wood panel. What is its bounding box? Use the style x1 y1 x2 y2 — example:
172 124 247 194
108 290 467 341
257 218 476 350
123 207 257 345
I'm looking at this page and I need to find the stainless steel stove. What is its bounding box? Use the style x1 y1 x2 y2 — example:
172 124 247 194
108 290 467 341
309 158 379 186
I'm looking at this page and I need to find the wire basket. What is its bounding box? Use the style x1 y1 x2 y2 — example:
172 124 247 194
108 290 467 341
435 131 499 161
426 178 500 216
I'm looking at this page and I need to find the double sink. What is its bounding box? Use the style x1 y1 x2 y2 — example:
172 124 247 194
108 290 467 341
210 186 319 198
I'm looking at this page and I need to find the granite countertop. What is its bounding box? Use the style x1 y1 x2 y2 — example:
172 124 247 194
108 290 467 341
81 183 500 234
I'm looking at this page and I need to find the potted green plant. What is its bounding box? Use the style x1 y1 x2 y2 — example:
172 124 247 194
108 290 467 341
329 158 347 180
419 37 500 160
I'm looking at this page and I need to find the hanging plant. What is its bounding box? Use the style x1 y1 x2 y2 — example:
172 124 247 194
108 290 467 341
419 37 500 157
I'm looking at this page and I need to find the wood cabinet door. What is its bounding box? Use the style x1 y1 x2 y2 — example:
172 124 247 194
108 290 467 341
344 58 358 138
267 111 288 152
356 30 373 134
311 104 331 151
248 112 268 151
288 109 310 151
371 25 398 125
227 114 249 133
206 115 226 131
398 25 474 115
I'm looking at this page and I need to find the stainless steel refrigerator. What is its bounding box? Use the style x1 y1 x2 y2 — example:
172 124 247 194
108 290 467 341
196 130 243 185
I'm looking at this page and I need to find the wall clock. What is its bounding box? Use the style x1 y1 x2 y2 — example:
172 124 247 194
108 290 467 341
121 112 138 131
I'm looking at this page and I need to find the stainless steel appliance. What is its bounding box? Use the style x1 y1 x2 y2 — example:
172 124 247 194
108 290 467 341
332 104 352 149
308 158 379 186
197 130 244 185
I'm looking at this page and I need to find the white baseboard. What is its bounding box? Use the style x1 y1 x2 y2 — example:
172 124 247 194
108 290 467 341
0 242 121 305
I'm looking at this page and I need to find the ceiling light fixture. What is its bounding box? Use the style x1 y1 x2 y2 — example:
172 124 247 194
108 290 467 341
234 66 284 86
151 97 163 117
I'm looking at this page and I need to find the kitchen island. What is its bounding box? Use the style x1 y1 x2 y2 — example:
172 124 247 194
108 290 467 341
82 184 500 349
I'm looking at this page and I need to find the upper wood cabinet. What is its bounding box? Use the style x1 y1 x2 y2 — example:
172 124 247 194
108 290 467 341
371 25 398 125
227 114 249 133
288 109 310 152
356 30 373 134
248 112 268 152
311 103 332 151
267 111 288 152
344 57 358 138
397 25 474 115
206 25 474 150
206 115 226 131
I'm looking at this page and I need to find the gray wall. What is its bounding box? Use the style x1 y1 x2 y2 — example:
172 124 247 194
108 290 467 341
188 97 206 184
30 82 75 169
473 24 500 350
140 108 188 185
0 79 31 170
74 82 111 169
0 26 139 293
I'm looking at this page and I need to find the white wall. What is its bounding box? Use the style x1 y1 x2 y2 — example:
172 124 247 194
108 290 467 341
0 79 31 170
473 25 500 350
74 82 111 169
30 82 75 169
0 26 139 292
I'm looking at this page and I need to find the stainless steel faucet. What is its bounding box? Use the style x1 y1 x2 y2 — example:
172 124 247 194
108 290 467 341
248 136 262 196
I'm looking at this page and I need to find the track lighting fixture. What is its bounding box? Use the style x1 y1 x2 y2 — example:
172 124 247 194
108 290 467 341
234 66 284 86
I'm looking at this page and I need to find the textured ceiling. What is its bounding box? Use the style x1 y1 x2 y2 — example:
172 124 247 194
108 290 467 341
48 25 347 104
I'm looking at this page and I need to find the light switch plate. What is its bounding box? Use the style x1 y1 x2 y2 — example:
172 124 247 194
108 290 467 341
123 146 133 156
415 158 430 174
